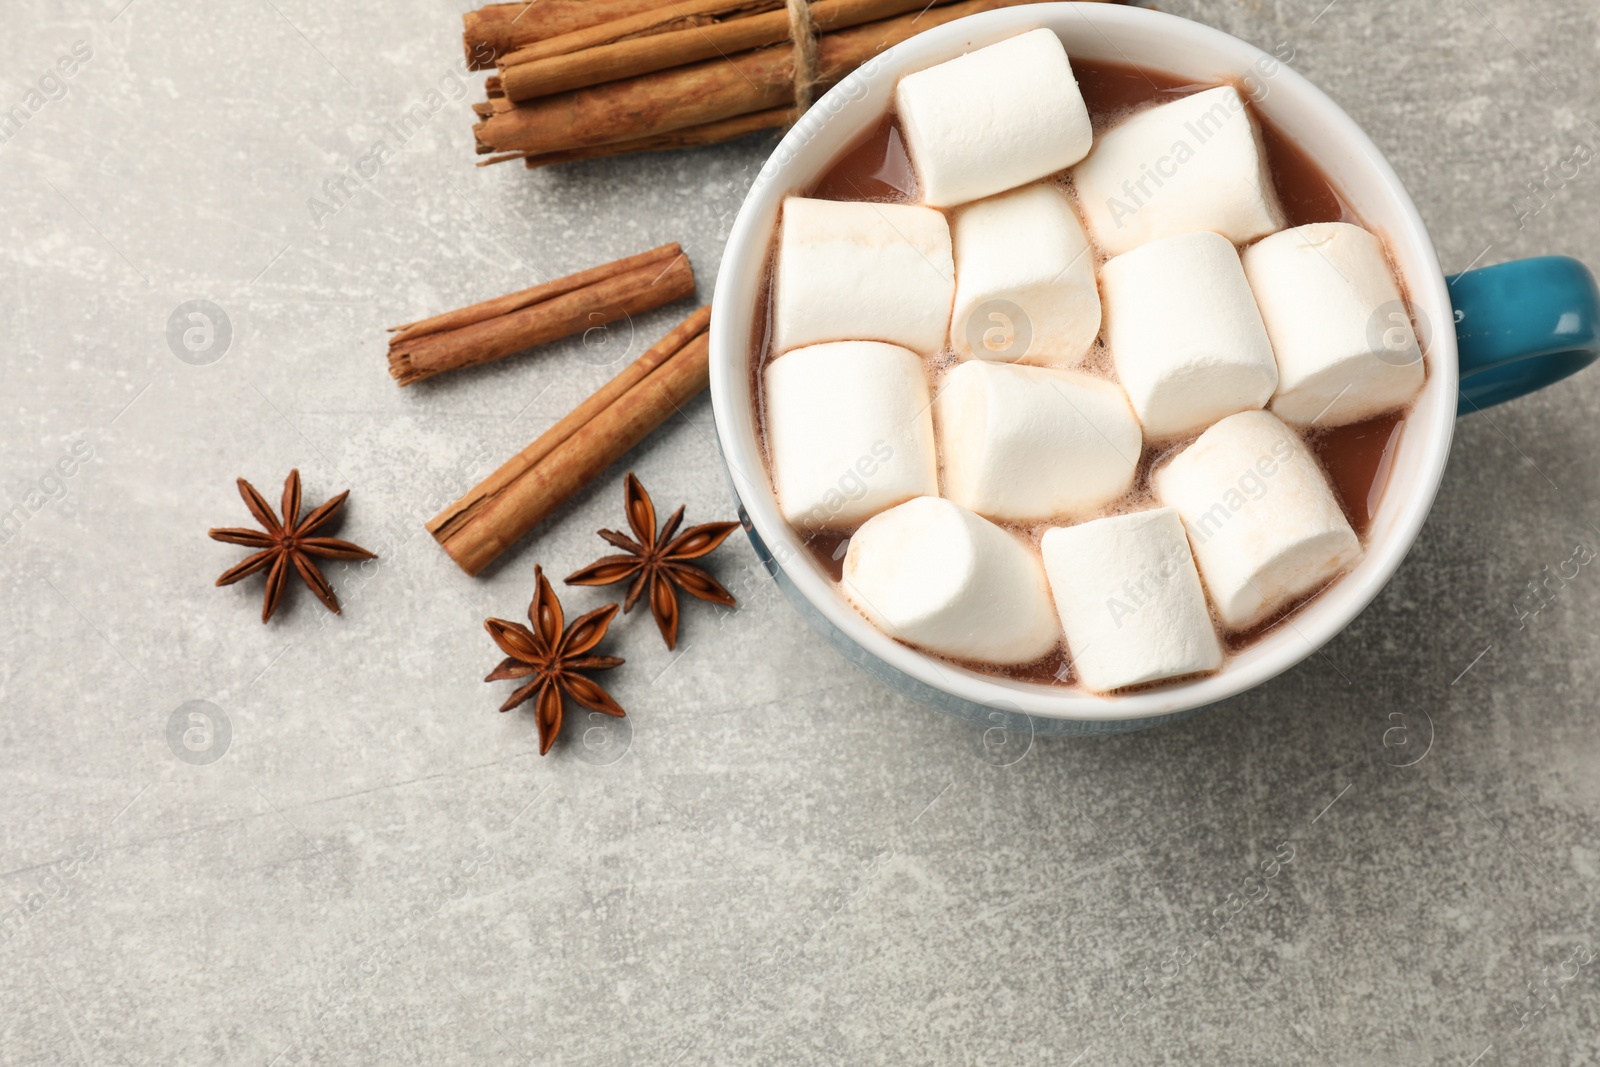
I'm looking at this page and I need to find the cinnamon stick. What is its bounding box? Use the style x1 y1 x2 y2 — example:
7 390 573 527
429 306 714 576
387 244 695 385
485 109 796 169
463 0 663 69
499 0 784 68
499 0 945 103
473 0 1048 159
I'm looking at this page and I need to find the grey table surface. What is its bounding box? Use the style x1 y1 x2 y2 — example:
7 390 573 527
3 0 1599 1064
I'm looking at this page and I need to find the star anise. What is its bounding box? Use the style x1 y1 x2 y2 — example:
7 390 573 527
485 566 625 755
565 473 739 650
208 469 377 623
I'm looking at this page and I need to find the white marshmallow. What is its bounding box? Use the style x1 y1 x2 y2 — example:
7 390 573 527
1154 410 1361 630
842 496 1060 664
1071 86 1285 256
935 361 1140 522
764 341 938 529
895 29 1093 209
774 197 954 356
1101 231 1279 438
950 183 1100 366
1242 223 1426 427
1040 509 1223 692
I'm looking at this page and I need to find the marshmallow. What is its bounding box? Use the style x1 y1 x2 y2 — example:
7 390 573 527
1072 86 1285 256
1154 410 1361 630
895 29 1093 208
935 361 1141 522
1040 509 1223 692
764 341 938 529
1242 223 1426 427
949 183 1100 366
774 197 954 356
1101 230 1279 438
842 496 1060 664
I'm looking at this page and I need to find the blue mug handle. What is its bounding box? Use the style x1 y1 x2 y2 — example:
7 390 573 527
1449 256 1600 414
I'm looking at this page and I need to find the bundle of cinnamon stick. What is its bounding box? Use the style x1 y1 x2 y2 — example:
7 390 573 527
466 0 1109 169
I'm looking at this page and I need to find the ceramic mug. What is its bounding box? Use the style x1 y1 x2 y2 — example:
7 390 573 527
708 3 1600 735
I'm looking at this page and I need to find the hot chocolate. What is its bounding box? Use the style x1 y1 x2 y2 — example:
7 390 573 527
752 36 1425 694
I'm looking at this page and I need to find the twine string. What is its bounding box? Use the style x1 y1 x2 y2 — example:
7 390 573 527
786 0 820 113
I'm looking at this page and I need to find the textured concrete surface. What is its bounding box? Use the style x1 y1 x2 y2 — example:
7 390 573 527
3 0 1599 1063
